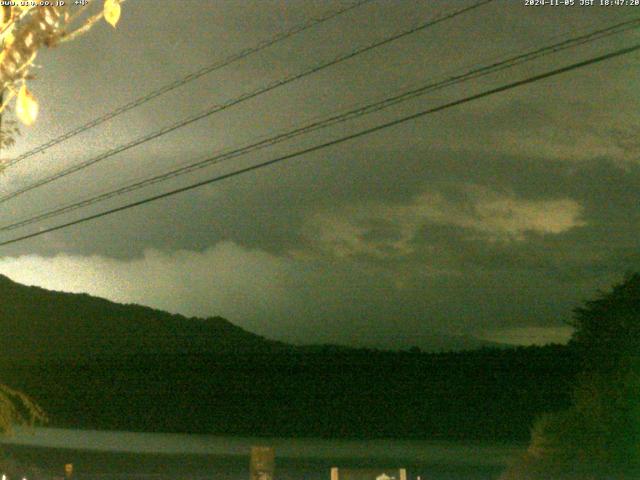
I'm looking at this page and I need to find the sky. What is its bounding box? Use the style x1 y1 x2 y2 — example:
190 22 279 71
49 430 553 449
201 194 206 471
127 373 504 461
0 0 638 350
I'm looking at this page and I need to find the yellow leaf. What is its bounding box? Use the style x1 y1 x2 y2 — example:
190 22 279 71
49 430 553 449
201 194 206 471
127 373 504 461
103 0 121 28
16 84 38 126
2 23 16 46
4 31 15 47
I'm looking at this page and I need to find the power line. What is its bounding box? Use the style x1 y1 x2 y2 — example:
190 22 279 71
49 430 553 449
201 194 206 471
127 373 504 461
0 0 375 169
1 42 637 248
0 0 493 205
2 15 638 232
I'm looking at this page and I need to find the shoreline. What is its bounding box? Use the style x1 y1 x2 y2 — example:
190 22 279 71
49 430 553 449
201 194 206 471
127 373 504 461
0 427 525 466
1 444 509 480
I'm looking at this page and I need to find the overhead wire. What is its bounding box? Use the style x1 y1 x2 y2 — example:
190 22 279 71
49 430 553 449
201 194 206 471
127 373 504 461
0 0 376 169
1 15 638 233
0 0 494 205
1 42 638 247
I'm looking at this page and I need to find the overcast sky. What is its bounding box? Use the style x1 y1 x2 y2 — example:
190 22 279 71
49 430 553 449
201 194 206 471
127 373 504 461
0 0 638 349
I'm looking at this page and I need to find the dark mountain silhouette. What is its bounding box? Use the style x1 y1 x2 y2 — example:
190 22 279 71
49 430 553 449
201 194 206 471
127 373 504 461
0 273 578 440
0 273 500 360
0 273 289 362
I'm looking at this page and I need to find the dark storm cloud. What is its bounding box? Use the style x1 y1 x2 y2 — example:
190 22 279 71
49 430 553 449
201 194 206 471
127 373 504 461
0 0 638 348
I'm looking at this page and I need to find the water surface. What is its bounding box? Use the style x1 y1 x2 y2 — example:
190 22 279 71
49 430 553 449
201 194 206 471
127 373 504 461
0 428 525 480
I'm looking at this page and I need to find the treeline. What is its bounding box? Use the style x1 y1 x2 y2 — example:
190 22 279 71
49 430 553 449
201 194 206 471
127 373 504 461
0 344 579 440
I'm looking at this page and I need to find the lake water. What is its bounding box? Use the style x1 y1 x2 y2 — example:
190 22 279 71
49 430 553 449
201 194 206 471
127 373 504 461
0 428 525 480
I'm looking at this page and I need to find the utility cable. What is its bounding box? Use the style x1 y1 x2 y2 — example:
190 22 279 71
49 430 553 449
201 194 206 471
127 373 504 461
1 0 375 169
0 0 493 204
0 42 637 247
2 15 638 232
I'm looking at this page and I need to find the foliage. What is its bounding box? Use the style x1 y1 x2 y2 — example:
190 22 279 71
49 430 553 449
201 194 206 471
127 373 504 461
2 346 579 439
0 2 125 435
0 118 18 149
528 367 640 469
504 273 640 478
0 383 47 434
0 0 124 148
569 271 640 371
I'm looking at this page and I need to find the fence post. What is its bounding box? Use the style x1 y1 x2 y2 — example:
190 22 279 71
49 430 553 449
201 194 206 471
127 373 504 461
250 446 274 480
64 464 73 480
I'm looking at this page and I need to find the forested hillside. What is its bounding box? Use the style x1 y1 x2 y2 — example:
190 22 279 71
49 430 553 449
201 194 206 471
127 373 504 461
0 273 579 440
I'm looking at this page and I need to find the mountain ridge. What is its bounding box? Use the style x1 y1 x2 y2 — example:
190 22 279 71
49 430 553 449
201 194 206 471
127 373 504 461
0 273 502 361
0 273 290 361
0 273 577 440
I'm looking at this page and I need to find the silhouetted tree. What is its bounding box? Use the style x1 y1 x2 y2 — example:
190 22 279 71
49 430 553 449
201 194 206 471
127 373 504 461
502 273 640 479
569 271 640 372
